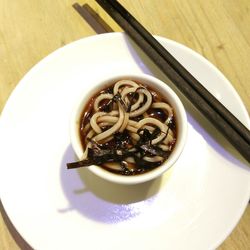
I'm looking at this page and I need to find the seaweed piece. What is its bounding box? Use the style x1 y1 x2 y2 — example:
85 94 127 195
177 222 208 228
137 128 151 145
139 144 169 157
67 141 137 170
67 125 172 172
113 130 133 149
113 93 129 112
126 90 139 112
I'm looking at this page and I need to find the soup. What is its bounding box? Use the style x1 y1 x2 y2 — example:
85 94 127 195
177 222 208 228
70 79 177 175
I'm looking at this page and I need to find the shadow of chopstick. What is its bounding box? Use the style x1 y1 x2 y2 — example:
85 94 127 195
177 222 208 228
0 200 33 250
73 3 113 33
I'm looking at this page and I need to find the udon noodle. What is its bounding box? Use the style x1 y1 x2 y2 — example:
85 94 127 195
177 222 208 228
68 79 177 175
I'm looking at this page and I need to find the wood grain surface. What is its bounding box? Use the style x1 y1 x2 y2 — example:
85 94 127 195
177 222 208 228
0 0 249 249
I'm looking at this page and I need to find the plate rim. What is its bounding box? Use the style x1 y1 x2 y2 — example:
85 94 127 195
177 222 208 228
0 32 249 250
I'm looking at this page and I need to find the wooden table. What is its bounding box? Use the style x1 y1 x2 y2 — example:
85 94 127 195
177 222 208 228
0 0 249 249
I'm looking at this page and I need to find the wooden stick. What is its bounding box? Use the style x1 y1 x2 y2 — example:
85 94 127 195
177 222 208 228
105 0 250 145
95 0 250 163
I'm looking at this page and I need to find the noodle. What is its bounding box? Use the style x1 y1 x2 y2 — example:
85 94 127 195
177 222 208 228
78 79 177 175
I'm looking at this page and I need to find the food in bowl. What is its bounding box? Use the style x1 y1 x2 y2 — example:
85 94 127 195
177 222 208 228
68 77 180 176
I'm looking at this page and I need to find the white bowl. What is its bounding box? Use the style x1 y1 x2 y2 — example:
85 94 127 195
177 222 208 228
70 73 187 185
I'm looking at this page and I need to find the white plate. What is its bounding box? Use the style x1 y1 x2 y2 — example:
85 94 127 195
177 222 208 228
0 32 249 250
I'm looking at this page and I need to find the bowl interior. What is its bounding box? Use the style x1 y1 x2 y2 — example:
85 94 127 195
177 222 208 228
70 74 187 184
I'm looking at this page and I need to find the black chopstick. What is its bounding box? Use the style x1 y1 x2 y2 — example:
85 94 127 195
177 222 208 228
95 0 250 163
105 0 250 146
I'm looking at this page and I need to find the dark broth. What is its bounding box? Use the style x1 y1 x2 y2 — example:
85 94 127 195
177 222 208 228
78 80 177 175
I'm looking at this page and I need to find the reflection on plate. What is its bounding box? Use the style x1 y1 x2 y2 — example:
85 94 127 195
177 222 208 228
0 32 249 250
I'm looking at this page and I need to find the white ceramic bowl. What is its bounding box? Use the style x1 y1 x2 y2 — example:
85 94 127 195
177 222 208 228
70 73 187 185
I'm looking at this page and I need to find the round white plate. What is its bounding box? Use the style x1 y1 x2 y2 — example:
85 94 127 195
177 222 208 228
0 32 249 250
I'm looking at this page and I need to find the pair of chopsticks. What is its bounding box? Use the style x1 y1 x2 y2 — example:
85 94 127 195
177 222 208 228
95 0 250 163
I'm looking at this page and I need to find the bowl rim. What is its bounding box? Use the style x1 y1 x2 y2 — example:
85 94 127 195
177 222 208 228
70 73 188 185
